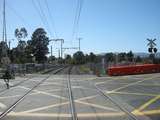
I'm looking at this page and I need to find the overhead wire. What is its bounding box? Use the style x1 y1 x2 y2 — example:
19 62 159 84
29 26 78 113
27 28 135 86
31 0 52 36
36 0 52 36
5 1 32 29
44 0 58 38
72 0 80 41
72 0 84 42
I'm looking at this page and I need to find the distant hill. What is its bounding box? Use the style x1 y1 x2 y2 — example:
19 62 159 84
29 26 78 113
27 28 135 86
98 52 160 58
134 52 149 58
134 52 160 58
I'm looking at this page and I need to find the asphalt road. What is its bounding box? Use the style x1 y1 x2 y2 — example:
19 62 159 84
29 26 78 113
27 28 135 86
0 69 160 120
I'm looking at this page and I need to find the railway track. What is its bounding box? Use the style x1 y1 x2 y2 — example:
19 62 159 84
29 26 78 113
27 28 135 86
0 65 66 94
0 75 38 94
95 84 139 120
0 65 140 120
70 65 140 120
73 66 101 120
67 66 78 120
0 75 51 119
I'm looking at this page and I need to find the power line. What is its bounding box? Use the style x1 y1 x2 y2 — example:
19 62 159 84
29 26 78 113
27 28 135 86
36 0 52 36
72 0 84 41
5 2 31 28
72 0 80 40
44 0 58 38
31 0 51 35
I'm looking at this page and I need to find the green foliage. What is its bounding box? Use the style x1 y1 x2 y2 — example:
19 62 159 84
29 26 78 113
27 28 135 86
30 28 49 63
135 56 142 63
65 54 72 64
15 27 28 41
73 51 85 64
0 41 8 60
88 52 97 63
127 51 134 62
118 52 126 62
48 56 56 63
105 53 115 62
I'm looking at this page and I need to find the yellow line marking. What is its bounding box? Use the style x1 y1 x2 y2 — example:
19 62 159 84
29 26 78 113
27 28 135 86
107 76 156 93
140 109 160 115
133 95 160 113
107 91 159 97
132 109 160 116
135 83 160 87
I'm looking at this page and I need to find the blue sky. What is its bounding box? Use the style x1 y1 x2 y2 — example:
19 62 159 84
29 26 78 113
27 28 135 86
0 0 160 57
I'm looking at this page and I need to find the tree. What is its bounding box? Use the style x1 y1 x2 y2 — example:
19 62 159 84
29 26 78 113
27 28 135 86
30 28 49 63
89 52 97 63
118 52 126 62
105 53 115 62
15 27 28 41
73 51 85 64
13 28 28 63
127 51 134 62
135 56 142 63
0 41 8 59
65 54 72 64
48 56 56 63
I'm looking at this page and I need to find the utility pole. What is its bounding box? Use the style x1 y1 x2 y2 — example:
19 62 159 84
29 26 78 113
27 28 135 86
2 0 7 44
77 38 82 51
1 0 10 67
49 39 64 58
58 49 60 58
50 45 53 57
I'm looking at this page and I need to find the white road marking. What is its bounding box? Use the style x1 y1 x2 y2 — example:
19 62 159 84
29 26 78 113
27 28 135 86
18 86 68 100
6 112 125 117
75 100 118 112
0 102 6 108
18 102 69 113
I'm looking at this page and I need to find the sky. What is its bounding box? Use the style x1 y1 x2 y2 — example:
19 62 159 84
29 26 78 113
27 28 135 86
0 0 160 57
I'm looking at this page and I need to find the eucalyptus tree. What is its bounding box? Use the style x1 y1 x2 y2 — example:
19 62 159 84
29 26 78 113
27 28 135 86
14 27 28 63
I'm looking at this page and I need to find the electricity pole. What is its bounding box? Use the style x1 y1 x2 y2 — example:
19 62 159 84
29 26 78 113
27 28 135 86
50 45 53 57
2 0 7 44
49 39 64 58
77 38 82 51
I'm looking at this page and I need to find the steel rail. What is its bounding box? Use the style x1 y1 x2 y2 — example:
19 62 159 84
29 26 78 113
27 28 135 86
0 75 38 94
0 75 50 119
95 85 139 120
67 66 78 120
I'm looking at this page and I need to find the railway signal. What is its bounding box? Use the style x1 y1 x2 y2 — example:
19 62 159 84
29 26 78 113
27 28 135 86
147 38 158 63
147 38 157 54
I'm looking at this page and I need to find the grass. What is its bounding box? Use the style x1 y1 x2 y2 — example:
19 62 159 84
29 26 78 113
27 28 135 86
79 65 91 73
